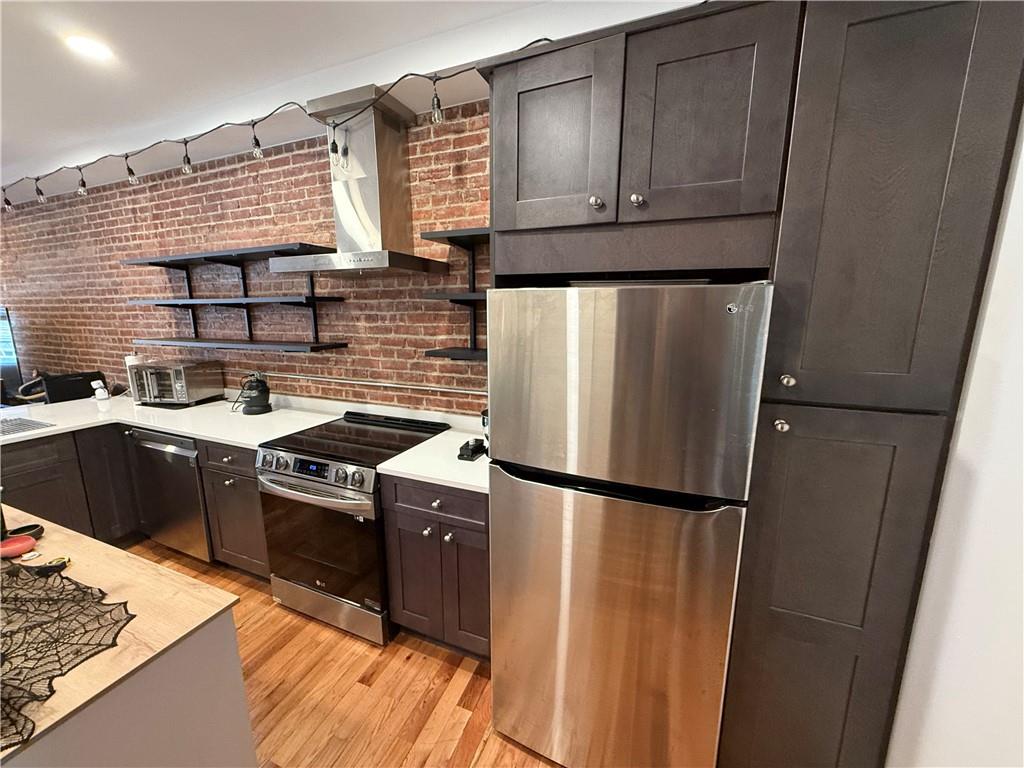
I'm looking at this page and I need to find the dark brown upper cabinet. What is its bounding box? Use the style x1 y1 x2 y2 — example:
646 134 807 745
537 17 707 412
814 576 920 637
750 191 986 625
721 404 947 768
764 1 1024 413
618 2 800 223
491 35 625 231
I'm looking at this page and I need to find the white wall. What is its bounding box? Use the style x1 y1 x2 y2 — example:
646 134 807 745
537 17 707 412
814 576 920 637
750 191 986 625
887 125 1023 765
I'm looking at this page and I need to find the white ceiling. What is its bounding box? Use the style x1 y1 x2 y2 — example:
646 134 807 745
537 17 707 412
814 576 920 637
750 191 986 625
1 0 689 202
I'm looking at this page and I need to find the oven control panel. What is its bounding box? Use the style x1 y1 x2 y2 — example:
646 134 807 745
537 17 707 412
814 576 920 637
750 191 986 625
256 449 376 491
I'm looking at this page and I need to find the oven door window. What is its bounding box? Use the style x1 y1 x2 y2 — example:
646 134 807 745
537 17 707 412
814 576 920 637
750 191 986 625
261 492 384 612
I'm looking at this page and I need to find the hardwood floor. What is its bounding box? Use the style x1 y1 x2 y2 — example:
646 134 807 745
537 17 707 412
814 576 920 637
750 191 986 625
127 539 553 768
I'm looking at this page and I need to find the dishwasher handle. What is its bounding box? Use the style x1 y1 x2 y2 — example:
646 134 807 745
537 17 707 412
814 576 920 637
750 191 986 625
134 438 199 460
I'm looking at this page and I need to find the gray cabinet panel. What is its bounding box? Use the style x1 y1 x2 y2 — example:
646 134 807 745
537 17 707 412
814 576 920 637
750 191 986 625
721 404 947 767
492 35 625 231
385 507 445 638
765 1 1024 412
440 523 490 657
203 467 269 577
75 425 139 541
1 435 93 536
618 2 800 222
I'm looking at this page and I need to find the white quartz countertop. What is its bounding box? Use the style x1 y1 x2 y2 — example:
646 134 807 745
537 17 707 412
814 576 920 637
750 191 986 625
0 396 339 450
378 428 490 494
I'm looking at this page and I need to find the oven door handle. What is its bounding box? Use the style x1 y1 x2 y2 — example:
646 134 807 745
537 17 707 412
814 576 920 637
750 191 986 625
258 475 376 519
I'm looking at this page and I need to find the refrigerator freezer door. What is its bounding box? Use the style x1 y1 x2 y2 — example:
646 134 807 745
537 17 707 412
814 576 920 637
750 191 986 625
488 282 771 500
489 465 745 767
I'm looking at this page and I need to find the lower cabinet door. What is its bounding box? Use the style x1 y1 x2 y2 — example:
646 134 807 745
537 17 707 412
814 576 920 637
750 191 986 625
202 468 269 577
75 425 139 541
440 523 490 656
720 404 947 767
384 508 444 638
1 435 93 536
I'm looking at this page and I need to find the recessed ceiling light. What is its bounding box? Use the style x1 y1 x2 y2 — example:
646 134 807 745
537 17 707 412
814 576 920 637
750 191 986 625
64 35 114 62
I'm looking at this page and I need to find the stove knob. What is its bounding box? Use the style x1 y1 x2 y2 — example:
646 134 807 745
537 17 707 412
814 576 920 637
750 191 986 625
334 467 348 484
261 453 275 468
350 470 365 488
275 455 290 471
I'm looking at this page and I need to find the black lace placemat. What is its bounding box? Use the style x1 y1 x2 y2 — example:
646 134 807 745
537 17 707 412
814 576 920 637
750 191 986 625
1 559 135 750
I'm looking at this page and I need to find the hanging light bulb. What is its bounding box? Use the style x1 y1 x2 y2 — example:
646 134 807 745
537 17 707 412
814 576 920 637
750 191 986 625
125 155 140 185
181 140 194 175
76 168 88 197
34 180 46 203
329 124 341 167
430 80 444 125
3 190 13 212
250 124 264 159
339 129 351 171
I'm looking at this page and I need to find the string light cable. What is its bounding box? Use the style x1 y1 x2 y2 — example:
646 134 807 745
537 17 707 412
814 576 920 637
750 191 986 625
0 37 553 207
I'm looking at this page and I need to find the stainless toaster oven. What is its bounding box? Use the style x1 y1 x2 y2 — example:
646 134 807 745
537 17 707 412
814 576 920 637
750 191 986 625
128 360 223 406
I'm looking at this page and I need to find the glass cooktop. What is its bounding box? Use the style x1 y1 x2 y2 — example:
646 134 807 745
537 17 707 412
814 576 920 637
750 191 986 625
261 411 449 468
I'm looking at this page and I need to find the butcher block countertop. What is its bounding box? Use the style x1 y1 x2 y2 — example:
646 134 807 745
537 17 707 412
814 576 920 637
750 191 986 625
0 505 238 758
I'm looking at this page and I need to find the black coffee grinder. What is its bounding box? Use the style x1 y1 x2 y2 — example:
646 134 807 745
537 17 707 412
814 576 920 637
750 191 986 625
237 372 272 415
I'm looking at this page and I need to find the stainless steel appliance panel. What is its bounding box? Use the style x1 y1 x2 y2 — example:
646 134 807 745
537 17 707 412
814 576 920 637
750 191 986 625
488 283 772 500
489 465 745 767
129 428 212 561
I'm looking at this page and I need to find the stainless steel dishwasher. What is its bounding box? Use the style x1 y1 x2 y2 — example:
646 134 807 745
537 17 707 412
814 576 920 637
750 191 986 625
127 427 212 561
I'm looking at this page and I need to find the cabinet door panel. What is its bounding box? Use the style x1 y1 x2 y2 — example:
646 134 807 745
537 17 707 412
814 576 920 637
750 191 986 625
619 3 800 222
75 425 139 541
765 1 1024 411
1 454 93 536
384 508 444 638
203 468 269 577
492 35 624 230
440 523 490 656
720 404 947 767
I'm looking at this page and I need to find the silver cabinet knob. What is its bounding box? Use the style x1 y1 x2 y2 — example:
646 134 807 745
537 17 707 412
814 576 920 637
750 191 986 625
123 430 132 436
774 419 791 433
223 478 236 487
221 456 233 464
588 195 604 210
629 192 646 207
422 526 433 537
779 374 797 388
430 499 443 511
444 532 456 544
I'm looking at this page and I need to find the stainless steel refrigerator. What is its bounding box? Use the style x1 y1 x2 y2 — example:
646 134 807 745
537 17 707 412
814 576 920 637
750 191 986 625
487 282 773 767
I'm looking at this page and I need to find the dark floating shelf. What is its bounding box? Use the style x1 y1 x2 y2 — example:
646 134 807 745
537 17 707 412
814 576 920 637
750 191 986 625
121 242 335 269
419 227 490 363
425 347 487 362
133 337 347 353
419 227 491 252
128 296 345 308
422 291 486 306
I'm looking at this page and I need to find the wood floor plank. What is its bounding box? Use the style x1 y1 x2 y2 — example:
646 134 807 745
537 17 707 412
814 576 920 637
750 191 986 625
126 540 545 768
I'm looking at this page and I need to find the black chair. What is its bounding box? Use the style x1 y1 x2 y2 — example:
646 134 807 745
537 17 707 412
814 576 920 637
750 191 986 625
42 371 106 403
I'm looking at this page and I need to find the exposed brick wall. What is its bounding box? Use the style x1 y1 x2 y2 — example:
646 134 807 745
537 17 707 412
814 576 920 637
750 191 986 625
0 100 490 414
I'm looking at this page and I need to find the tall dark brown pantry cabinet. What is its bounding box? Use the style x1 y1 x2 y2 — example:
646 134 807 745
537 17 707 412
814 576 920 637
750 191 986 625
761 1 1024 413
722 3 1024 767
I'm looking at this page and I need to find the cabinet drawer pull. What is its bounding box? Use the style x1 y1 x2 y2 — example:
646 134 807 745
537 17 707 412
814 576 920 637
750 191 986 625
422 526 433 537
774 419 790 433
430 499 443 511
587 194 604 210
443 531 456 544
224 478 236 487
221 456 234 464
779 374 797 388
629 192 646 207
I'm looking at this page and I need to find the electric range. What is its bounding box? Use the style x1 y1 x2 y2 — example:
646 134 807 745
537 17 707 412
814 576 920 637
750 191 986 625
257 411 448 644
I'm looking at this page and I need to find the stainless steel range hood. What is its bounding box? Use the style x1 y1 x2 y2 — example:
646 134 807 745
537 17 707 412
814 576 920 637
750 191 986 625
270 85 447 276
